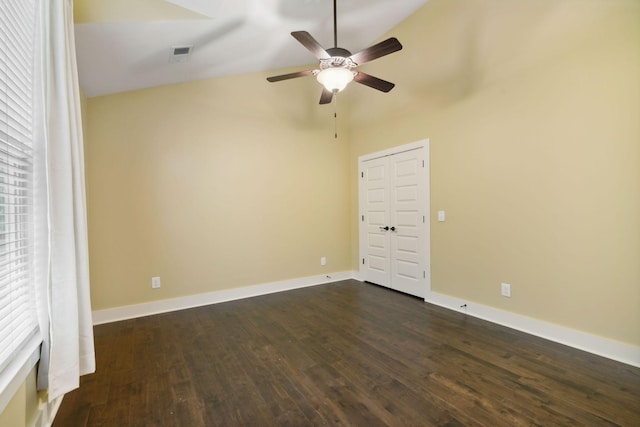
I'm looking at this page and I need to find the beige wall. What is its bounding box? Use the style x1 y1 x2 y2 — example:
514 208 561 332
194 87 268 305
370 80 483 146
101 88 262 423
86 71 351 310
349 0 640 346
0 366 40 427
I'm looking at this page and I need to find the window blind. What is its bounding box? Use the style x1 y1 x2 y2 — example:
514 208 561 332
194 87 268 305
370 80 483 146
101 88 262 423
0 0 40 374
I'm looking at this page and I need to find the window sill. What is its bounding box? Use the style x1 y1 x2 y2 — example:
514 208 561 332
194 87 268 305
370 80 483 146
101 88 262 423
0 334 42 414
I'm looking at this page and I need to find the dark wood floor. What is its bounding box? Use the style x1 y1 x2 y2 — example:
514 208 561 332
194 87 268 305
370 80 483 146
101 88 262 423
53 280 640 426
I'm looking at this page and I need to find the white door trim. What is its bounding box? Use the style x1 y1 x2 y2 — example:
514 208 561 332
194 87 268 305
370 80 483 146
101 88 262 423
358 139 431 295
359 139 428 163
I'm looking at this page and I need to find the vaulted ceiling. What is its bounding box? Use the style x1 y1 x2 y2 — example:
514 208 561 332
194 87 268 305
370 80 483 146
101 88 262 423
74 0 430 97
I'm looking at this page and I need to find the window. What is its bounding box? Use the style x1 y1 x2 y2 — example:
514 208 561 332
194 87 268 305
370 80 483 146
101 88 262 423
0 0 40 376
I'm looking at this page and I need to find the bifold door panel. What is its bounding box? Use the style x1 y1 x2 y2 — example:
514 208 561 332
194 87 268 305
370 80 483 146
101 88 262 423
363 156 391 287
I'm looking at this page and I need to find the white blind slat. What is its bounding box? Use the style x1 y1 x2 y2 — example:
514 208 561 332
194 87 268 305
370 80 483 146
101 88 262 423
0 0 40 376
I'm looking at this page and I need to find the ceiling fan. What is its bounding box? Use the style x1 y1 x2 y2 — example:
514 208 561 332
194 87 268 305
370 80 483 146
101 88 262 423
266 0 403 105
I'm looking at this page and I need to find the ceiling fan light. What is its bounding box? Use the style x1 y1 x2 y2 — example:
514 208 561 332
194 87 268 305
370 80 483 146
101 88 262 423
316 67 355 92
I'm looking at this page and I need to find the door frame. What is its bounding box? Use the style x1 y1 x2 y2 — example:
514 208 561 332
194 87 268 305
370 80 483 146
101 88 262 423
358 139 431 296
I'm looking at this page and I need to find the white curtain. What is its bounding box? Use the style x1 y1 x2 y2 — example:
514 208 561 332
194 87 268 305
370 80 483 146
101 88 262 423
35 0 96 400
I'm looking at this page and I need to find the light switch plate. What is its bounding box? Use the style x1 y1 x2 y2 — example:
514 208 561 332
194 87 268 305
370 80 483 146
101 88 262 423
151 276 161 289
501 283 511 297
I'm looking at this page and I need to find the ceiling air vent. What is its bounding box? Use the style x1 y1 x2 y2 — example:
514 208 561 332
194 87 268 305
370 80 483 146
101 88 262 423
169 45 193 64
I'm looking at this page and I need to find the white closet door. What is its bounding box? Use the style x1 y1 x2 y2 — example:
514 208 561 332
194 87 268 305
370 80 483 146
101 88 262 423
359 142 429 298
389 149 427 297
361 156 391 287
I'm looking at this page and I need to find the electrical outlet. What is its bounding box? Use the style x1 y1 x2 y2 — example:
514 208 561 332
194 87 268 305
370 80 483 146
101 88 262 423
151 276 161 289
320 257 326 266
501 282 511 298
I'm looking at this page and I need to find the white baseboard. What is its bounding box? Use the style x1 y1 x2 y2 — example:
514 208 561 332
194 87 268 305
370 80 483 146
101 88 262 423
424 290 640 368
35 395 63 427
91 274 639 368
352 270 364 282
92 271 355 325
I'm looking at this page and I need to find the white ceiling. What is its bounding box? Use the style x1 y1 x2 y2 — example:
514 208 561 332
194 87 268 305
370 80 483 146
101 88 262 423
75 0 429 97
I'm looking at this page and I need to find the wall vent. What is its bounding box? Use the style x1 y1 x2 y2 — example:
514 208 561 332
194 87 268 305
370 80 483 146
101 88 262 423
169 45 193 63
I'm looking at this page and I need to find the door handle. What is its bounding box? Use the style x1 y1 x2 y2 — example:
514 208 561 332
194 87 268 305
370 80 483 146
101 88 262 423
379 226 389 231
390 226 396 232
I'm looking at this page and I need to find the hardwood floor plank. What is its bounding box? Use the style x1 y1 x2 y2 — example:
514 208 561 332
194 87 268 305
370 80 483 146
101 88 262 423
53 280 640 426
401 313 635 425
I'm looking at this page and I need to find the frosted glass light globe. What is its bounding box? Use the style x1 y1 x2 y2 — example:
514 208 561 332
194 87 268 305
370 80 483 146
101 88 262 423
316 67 355 92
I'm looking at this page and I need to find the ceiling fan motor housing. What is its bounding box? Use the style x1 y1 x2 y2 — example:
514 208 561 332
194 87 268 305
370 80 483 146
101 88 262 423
326 47 352 58
321 48 356 69
320 57 356 70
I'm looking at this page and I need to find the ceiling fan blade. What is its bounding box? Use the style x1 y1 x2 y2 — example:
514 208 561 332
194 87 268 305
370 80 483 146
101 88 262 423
354 72 395 93
291 31 330 59
266 70 314 82
319 88 334 105
349 37 403 65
